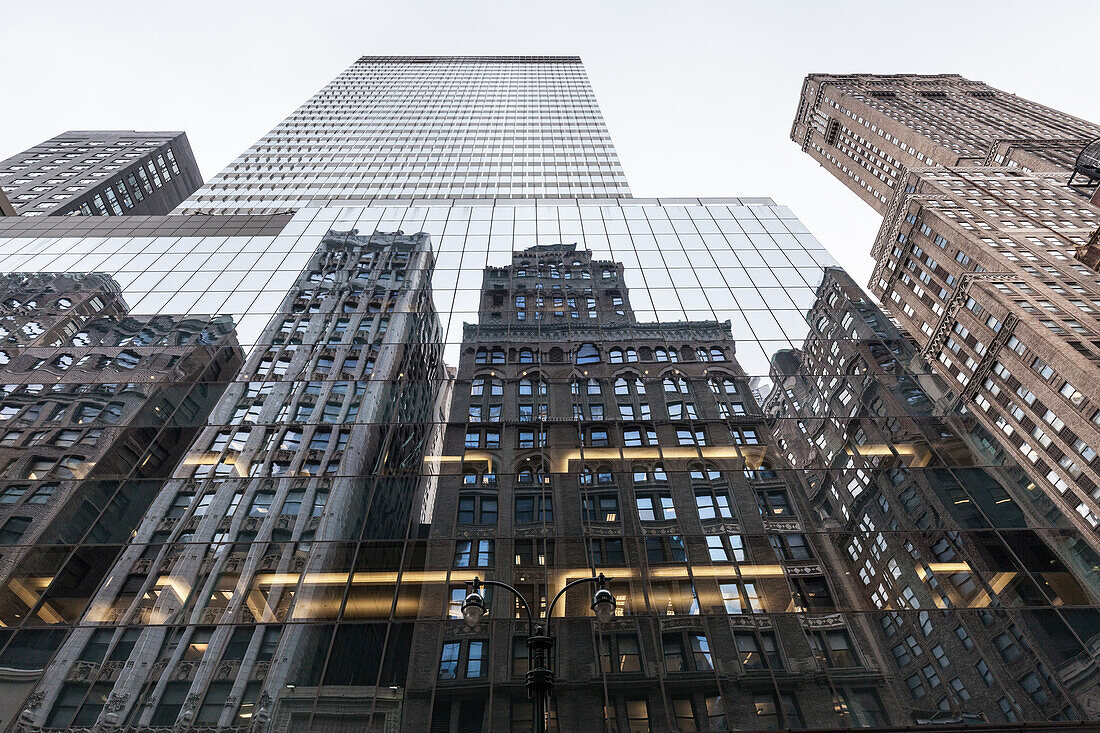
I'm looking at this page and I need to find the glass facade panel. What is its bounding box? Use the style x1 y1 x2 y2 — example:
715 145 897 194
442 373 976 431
0 55 1098 732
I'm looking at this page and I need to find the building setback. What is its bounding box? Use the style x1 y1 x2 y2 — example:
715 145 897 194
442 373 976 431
0 131 202 216
766 267 1100 725
791 74 1100 213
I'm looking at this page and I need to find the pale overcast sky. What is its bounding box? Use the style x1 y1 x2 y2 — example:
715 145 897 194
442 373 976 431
2 0 1098 287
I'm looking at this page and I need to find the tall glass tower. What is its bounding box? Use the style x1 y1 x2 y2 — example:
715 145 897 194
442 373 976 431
2 56 1100 733
180 56 630 214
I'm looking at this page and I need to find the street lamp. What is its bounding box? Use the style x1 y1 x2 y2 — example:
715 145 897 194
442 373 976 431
461 572 614 733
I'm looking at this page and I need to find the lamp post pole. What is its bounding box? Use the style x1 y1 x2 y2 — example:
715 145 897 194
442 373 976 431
462 573 615 733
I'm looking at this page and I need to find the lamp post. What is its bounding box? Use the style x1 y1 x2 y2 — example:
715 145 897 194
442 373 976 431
461 572 615 733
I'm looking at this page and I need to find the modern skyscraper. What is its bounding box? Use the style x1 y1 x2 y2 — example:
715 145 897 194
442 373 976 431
0 131 202 216
791 74 1100 213
3 55 1100 733
179 56 630 215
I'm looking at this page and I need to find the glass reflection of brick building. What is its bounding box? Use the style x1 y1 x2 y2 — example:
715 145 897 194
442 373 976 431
765 267 1100 725
15 229 446 731
792 72 1100 546
406 244 893 732
0 271 243 723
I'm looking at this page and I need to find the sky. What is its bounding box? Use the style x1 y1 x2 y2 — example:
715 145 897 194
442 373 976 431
2 0 1098 288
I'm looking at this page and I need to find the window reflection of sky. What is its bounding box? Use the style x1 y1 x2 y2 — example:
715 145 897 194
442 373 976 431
0 199 837 378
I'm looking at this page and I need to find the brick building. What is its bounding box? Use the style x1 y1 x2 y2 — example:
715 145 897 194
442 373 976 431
791 74 1100 213
766 267 1100 724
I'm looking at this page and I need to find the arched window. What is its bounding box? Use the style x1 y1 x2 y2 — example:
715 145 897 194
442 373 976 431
744 462 778 481
491 348 505 364
518 377 547 398
576 343 601 365
690 464 724 485
580 463 614 486
471 377 504 399
633 464 667 484
474 348 489 364
664 377 689 395
516 459 550 485
602 268 613 279
710 347 726 362
609 348 625 364
696 348 710 362
625 348 638 363
655 348 669 363
463 465 498 486
519 348 536 364
710 377 739 396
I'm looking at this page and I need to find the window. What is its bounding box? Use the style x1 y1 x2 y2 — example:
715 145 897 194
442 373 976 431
457 492 498 525
645 536 686 563
662 632 712 672
636 492 675 521
809 629 858 668
439 642 461 679
583 492 619 522
770 533 812 560
756 488 793 516
587 426 610 447
623 425 657 446
588 538 625 565
599 634 642 673
833 689 886 727
734 630 782 670
720 581 763 614
676 428 707 446
576 343 601 364
514 494 553 523
0 485 29 504
517 429 546 448
695 488 734 520
706 534 745 561
754 693 803 729
454 539 494 567
792 577 834 610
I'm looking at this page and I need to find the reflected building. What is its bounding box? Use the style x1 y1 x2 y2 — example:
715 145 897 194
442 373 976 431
792 72 1100 550
14 230 446 730
0 272 243 725
6 53 1100 733
405 244 893 731
0 132 202 217
765 267 1100 725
